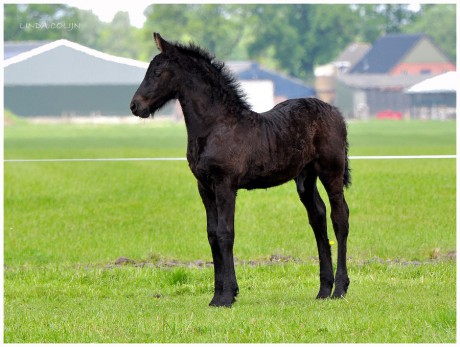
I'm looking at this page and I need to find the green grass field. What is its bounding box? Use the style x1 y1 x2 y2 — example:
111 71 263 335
3 119 456 342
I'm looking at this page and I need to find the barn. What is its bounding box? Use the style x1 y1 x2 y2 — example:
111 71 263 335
5 40 315 118
4 39 149 117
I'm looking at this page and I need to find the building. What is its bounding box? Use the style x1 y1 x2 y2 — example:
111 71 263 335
314 43 371 105
350 33 455 76
332 42 371 74
4 39 149 117
406 71 457 120
335 73 430 119
228 61 315 104
4 40 315 118
4 40 52 59
330 33 456 119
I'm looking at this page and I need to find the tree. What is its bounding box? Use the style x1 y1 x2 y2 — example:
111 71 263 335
73 9 108 50
380 4 418 33
143 4 188 43
404 4 456 62
97 11 142 59
4 4 143 61
142 4 247 60
246 4 358 78
4 4 80 41
9 3 451 82
351 4 419 43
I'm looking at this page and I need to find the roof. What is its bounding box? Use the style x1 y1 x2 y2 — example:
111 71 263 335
4 39 148 68
351 34 424 74
4 39 314 96
337 73 431 90
333 42 371 71
4 39 149 85
228 61 315 98
4 41 50 59
406 71 458 93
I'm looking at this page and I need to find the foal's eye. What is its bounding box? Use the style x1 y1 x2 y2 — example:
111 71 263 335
154 69 162 77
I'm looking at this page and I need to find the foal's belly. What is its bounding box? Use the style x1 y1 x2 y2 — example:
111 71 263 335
239 175 294 190
238 158 308 190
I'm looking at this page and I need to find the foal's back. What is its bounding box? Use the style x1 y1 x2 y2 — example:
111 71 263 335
237 97 348 190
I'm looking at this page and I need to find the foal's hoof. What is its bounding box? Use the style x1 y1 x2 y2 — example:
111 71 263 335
331 278 350 299
331 286 348 299
331 291 347 299
209 293 236 308
209 298 234 308
316 285 333 299
316 292 331 300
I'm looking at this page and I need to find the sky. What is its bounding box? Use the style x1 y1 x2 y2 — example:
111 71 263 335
67 0 153 28
67 1 422 29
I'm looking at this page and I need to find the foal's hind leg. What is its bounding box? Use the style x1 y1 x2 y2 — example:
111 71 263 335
319 173 350 298
296 165 334 299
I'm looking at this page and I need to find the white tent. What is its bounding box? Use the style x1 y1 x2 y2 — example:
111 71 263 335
406 71 457 94
406 71 457 120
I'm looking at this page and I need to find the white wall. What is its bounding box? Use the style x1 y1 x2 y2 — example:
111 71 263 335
240 80 275 112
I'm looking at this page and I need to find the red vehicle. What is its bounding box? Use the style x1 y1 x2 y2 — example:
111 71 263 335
376 110 403 120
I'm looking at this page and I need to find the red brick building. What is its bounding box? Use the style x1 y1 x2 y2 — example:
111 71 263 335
351 33 455 76
333 33 456 119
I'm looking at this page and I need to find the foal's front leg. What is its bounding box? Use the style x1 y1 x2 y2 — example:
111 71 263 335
198 182 224 306
213 183 239 307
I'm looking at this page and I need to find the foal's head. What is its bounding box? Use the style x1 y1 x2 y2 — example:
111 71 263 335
130 32 250 119
130 33 181 118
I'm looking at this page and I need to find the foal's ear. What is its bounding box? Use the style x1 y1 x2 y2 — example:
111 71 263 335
153 32 174 54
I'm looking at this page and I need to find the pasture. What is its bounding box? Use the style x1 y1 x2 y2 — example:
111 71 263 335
3 119 456 342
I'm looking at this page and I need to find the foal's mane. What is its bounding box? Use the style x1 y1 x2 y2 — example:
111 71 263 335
172 41 251 111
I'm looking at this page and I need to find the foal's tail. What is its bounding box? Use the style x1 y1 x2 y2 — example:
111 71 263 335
310 97 351 188
332 102 351 189
343 139 351 188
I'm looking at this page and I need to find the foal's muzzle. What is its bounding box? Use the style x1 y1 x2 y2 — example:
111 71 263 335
130 99 150 118
130 101 138 114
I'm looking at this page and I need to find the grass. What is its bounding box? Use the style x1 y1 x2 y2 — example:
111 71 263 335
3 119 456 342
348 119 456 155
4 262 456 343
4 120 187 159
4 119 456 159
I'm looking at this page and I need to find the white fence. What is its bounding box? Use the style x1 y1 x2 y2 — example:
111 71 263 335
3 155 456 163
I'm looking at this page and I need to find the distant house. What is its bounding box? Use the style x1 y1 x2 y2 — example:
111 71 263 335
335 73 430 119
313 43 371 105
4 40 148 117
332 42 371 74
351 33 455 76
4 40 315 118
228 61 315 103
331 33 456 119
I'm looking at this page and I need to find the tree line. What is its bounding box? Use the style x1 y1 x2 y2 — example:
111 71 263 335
4 4 456 79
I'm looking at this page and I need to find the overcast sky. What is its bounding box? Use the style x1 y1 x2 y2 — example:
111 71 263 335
67 0 152 28
67 1 422 29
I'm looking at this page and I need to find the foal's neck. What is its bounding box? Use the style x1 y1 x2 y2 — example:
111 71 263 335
177 74 252 137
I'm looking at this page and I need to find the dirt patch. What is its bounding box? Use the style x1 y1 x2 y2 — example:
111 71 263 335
111 251 456 269
360 250 456 266
111 254 306 269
